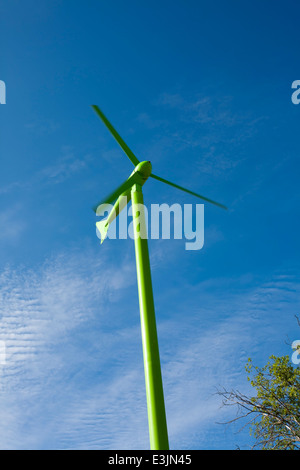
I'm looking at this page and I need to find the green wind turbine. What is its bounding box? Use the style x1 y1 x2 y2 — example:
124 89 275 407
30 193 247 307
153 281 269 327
92 105 227 450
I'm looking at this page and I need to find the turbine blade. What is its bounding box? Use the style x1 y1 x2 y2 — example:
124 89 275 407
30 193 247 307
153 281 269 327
93 172 142 213
150 173 227 210
96 218 110 244
91 105 140 167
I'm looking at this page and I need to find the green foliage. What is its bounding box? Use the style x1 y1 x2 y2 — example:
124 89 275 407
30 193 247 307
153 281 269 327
244 356 300 449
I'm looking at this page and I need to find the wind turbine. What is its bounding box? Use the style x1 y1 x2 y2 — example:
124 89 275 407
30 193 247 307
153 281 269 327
91 105 227 450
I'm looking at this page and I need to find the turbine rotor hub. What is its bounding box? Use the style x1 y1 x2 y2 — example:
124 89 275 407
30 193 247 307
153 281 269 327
135 160 152 180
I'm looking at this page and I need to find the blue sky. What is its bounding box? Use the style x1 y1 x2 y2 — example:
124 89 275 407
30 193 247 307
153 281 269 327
0 0 300 450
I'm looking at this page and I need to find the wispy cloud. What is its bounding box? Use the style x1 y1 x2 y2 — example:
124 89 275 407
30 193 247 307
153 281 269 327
36 151 88 185
0 204 27 243
0 244 298 449
24 119 60 135
0 146 90 195
134 112 167 130
152 91 267 178
0 245 137 448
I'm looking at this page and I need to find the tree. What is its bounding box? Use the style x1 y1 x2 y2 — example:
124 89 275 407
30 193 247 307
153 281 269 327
219 349 300 449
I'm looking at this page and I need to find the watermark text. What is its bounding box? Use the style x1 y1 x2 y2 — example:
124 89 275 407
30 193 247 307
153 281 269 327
291 80 300 105
0 80 6 104
291 340 300 365
96 201 204 251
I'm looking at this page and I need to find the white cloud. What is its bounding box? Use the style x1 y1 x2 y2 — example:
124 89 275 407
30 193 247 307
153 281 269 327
0 205 27 243
151 91 266 181
0 244 298 449
0 246 138 448
0 147 90 196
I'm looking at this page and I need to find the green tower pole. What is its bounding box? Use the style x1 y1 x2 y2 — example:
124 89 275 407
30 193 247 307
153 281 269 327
131 184 169 450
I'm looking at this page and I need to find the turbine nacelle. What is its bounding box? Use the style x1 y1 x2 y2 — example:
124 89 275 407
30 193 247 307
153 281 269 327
132 160 152 181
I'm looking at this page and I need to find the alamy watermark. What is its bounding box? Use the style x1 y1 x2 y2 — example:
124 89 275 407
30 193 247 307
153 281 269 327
96 201 204 250
291 80 300 105
291 340 300 365
0 80 6 104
